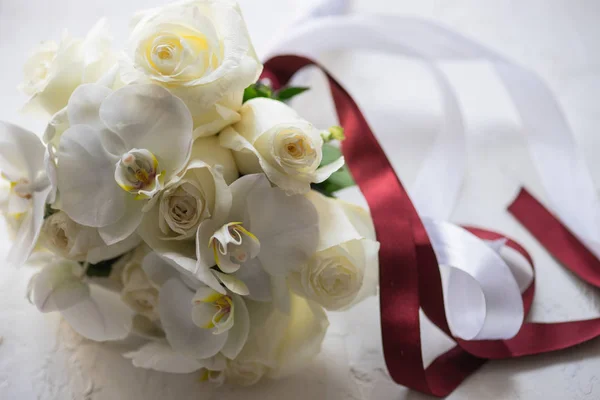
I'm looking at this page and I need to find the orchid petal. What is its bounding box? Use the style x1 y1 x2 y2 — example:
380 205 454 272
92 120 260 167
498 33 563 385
159 278 227 359
232 258 271 302
213 271 249 296
124 340 204 374
140 210 224 293
28 260 89 313
221 294 249 359
191 301 218 329
99 84 193 176
228 173 271 222
86 232 141 264
142 251 181 286
97 196 144 245
7 187 50 266
248 186 319 275
61 283 134 342
67 84 112 129
44 146 58 205
0 121 46 181
57 124 124 227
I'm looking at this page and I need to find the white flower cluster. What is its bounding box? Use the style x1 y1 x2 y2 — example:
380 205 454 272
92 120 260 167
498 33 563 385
0 0 379 386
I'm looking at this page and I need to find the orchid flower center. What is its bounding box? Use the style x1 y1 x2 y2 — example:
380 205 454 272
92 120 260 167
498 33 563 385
115 149 162 199
209 222 260 274
192 289 234 334
11 177 33 199
2 171 50 201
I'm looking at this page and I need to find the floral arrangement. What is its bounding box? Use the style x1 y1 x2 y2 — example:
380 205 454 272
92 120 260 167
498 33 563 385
0 0 379 386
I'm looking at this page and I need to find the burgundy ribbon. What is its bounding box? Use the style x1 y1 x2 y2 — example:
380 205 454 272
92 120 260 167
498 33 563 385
263 55 600 397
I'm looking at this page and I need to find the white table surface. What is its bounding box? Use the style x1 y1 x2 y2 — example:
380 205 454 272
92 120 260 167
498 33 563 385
1 0 600 399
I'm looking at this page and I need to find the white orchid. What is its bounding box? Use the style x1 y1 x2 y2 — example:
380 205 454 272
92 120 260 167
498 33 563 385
56 83 194 244
20 19 116 116
220 98 345 195
0 122 53 266
120 0 262 138
290 191 380 311
194 174 319 302
27 258 134 341
141 251 250 361
203 290 329 385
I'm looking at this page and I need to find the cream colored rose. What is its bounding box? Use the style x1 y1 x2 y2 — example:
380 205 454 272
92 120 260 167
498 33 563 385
121 0 262 138
140 136 236 248
121 246 160 320
220 98 345 195
40 211 141 263
291 191 380 311
41 211 86 260
20 19 116 116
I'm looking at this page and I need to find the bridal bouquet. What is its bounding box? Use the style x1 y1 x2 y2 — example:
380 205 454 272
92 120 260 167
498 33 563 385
0 0 379 386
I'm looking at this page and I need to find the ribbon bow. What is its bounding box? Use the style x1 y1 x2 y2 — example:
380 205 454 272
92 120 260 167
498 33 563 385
263 55 600 397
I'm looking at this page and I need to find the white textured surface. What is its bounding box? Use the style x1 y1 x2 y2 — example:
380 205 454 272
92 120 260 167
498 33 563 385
1 0 600 399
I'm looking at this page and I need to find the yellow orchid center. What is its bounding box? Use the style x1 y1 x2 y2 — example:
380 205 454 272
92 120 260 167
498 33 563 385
192 288 234 334
115 149 163 199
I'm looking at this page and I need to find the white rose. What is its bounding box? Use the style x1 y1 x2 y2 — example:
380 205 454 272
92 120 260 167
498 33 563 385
121 0 262 138
41 211 86 260
291 191 380 311
218 290 328 385
139 136 236 259
220 98 345 195
159 137 236 239
20 19 116 116
40 211 141 263
121 246 160 320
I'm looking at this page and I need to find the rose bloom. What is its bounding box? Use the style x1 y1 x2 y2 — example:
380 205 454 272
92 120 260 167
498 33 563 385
290 191 380 311
220 98 344 194
20 19 116 116
121 246 160 320
120 0 262 138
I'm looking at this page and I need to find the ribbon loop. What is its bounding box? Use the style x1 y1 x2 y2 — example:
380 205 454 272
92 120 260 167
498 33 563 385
264 54 600 398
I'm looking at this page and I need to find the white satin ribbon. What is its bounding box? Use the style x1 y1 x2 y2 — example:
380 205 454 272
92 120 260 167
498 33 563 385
262 11 589 340
424 219 524 340
265 13 600 240
263 15 467 221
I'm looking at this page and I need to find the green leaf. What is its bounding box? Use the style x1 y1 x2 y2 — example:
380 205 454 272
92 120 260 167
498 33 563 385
327 166 355 190
84 256 122 277
311 165 356 197
243 83 273 103
275 86 309 101
320 143 342 166
44 204 57 219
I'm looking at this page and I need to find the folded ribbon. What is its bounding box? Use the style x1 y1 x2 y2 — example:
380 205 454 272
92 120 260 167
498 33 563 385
263 55 600 397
